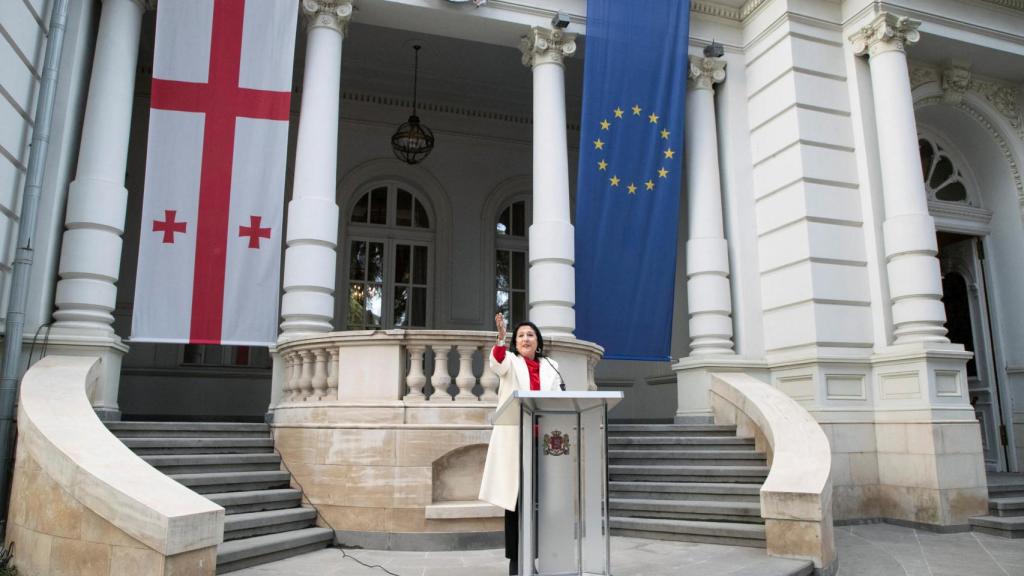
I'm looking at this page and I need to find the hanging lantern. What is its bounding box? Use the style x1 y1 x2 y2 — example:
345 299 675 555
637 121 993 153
391 45 434 164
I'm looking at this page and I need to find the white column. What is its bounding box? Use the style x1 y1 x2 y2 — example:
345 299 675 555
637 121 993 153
520 27 577 337
52 0 145 334
279 0 351 337
851 13 948 344
685 56 734 356
47 0 146 419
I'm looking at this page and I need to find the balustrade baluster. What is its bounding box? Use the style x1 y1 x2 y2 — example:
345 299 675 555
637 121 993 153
327 348 339 400
404 344 427 401
479 345 499 401
311 348 328 400
285 352 300 401
430 344 453 401
297 350 314 401
454 344 478 402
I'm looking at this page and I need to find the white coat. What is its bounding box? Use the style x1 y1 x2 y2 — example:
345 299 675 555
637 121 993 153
478 347 561 512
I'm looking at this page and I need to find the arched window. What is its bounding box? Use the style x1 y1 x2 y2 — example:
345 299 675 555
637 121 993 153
919 137 972 205
495 198 530 328
346 184 433 329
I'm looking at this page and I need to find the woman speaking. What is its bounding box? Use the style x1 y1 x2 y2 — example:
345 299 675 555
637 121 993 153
479 312 562 575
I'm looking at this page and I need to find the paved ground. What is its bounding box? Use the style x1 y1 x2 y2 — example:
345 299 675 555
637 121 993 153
232 523 1024 576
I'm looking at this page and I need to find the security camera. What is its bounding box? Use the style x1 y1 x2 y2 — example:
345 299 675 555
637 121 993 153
703 41 724 58
551 11 570 29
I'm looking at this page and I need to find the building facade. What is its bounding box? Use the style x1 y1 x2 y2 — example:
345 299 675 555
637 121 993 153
3 0 1024 559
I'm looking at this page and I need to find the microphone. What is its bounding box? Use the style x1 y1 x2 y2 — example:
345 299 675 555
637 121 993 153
544 356 567 391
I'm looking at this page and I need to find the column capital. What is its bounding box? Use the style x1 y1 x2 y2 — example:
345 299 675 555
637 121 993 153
850 12 920 57
688 56 726 91
302 0 353 35
520 27 576 68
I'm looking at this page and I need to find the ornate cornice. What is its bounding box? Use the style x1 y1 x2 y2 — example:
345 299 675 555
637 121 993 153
850 12 921 57
740 0 770 20
688 56 727 91
691 1 741 21
520 27 576 68
302 0 353 35
980 0 1024 11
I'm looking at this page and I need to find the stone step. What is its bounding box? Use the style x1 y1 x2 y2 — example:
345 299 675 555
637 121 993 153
610 465 769 483
216 527 334 574
223 508 318 541
969 514 1024 538
609 449 766 466
169 471 291 494
990 496 1024 517
107 421 270 438
609 436 755 448
610 497 763 523
207 489 304 516
609 481 762 502
610 516 766 548
121 437 276 455
988 484 1024 499
608 424 738 437
142 453 282 474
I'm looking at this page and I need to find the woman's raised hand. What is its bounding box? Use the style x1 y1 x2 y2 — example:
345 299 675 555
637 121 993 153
495 312 506 343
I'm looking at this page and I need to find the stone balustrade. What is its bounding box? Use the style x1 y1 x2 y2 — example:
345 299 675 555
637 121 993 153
8 356 223 575
275 329 601 405
710 372 836 574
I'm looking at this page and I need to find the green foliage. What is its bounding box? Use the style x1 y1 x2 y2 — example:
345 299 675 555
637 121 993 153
0 541 17 576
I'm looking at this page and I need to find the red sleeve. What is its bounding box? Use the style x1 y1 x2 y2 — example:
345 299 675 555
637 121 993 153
492 345 506 363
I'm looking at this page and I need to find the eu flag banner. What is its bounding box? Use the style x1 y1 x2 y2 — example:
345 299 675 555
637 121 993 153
575 0 691 361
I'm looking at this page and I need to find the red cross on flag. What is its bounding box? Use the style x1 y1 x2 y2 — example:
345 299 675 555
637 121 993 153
132 0 297 346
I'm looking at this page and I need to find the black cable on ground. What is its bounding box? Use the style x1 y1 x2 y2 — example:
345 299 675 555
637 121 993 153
275 448 404 576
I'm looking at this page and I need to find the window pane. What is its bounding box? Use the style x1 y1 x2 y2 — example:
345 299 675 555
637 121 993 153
349 283 365 326
370 187 388 225
936 181 967 202
414 199 429 229
512 201 526 236
512 291 526 326
368 242 384 283
397 189 412 227
496 250 510 290
413 245 427 285
412 287 427 326
497 207 510 235
395 244 411 284
930 157 954 189
394 287 408 327
350 241 366 280
511 251 525 290
919 139 934 181
366 284 382 326
352 193 369 223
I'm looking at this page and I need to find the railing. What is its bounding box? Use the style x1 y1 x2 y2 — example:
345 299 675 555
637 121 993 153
276 330 601 404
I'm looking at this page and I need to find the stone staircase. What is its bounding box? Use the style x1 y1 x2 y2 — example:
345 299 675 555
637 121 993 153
970 472 1024 538
608 423 772 548
106 421 334 573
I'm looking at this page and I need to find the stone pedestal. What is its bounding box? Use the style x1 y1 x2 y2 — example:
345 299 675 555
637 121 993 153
673 356 767 423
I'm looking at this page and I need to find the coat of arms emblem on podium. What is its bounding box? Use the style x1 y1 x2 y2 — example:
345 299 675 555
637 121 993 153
543 430 570 456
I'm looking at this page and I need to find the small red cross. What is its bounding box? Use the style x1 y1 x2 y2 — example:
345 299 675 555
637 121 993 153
153 210 187 243
239 215 271 249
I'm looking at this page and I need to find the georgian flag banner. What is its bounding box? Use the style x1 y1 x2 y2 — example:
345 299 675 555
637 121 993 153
132 0 298 345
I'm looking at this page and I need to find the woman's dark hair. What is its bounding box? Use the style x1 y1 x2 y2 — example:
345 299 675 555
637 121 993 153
509 321 544 357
